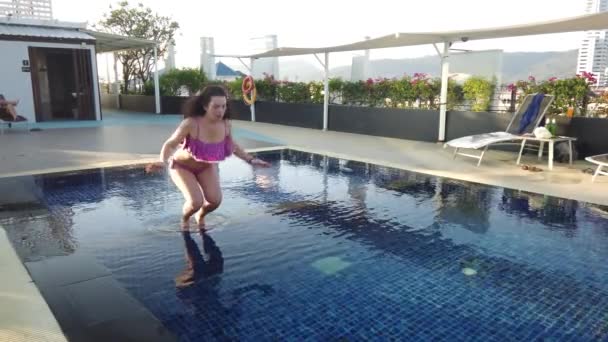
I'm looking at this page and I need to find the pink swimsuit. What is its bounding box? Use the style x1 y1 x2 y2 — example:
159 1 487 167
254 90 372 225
170 120 233 175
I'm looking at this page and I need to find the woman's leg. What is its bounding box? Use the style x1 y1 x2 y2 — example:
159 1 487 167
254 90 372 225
195 164 222 228
170 167 204 229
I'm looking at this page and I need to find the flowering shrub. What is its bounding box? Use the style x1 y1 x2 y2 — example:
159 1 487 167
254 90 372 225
515 73 595 115
219 72 596 116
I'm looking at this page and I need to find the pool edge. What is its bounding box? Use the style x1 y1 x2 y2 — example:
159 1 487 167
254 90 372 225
0 225 68 342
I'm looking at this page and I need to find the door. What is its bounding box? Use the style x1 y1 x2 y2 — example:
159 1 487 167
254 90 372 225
28 47 46 122
47 50 76 119
29 47 96 121
73 49 95 120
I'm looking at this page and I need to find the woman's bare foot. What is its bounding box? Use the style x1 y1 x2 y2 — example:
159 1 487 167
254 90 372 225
196 215 216 232
181 216 190 231
195 210 205 227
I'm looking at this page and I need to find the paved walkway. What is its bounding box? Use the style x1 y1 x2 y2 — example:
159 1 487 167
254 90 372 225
0 111 281 178
1 110 605 205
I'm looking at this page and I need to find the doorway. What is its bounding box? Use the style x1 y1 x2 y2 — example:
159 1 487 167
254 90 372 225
29 47 96 121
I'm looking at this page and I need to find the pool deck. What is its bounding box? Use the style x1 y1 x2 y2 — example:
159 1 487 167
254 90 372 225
1 111 605 205
1 110 606 341
0 228 67 342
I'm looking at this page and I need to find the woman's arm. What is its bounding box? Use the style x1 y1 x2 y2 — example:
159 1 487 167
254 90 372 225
227 121 270 167
159 119 192 163
232 140 254 163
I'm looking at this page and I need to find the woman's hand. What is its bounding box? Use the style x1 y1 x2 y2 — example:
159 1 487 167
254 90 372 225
172 149 192 162
145 162 166 174
250 157 270 168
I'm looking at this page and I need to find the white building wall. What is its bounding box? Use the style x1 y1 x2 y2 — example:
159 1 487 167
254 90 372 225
0 40 100 122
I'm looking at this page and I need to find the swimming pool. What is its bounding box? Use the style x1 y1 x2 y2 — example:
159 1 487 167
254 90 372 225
2 149 608 341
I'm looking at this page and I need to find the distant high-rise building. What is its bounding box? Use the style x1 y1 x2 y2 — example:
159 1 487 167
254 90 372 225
165 40 176 71
576 0 608 87
350 56 370 81
250 35 279 80
0 0 53 20
200 37 216 80
351 36 371 81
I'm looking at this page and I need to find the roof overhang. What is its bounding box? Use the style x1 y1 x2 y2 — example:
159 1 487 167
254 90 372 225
0 18 158 53
81 29 158 53
215 11 608 58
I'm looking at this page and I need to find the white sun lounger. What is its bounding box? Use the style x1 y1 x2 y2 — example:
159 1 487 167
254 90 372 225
444 93 554 166
586 154 608 182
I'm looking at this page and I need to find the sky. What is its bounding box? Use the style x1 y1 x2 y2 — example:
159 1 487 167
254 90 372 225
52 0 590 75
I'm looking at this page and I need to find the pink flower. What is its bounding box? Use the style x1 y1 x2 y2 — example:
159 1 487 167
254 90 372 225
413 72 427 79
579 71 597 83
528 75 536 82
366 78 374 86
507 83 517 92
548 77 557 82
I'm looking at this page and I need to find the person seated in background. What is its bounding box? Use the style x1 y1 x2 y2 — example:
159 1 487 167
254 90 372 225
0 94 26 122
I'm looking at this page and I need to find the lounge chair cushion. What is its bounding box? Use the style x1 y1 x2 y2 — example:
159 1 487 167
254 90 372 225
517 93 545 134
445 132 521 149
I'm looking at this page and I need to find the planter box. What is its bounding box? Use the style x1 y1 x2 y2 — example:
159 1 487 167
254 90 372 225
329 106 439 142
256 101 323 129
161 96 187 115
445 111 512 141
100 94 119 110
229 100 252 121
565 117 608 158
119 95 155 113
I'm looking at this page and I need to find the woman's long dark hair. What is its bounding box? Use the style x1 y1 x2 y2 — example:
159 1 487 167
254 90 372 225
182 85 231 120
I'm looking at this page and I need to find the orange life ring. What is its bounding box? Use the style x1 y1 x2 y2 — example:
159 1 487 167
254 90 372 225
242 75 257 105
243 87 257 106
242 75 255 93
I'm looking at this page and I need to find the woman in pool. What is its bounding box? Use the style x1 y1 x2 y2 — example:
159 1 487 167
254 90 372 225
148 85 269 230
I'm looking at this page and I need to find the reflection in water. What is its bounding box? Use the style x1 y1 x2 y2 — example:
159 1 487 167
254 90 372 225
175 231 224 288
252 165 280 191
370 165 437 200
346 167 368 211
174 231 275 340
500 189 578 233
436 180 493 234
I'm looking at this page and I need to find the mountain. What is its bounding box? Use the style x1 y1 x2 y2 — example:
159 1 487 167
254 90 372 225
501 50 578 82
277 50 579 84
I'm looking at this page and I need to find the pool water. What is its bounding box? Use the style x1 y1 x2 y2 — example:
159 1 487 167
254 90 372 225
2 149 608 341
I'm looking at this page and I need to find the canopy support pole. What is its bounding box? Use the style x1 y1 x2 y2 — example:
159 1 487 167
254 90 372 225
314 53 330 131
153 44 161 114
434 42 451 142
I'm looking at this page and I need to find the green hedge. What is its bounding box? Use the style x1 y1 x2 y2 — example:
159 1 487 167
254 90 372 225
223 73 466 110
142 70 596 115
